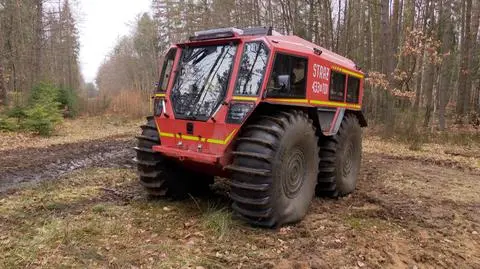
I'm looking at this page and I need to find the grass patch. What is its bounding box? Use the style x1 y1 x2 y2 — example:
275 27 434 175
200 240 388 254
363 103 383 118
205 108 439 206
45 201 70 211
0 115 141 151
92 204 107 213
363 136 480 171
201 204 233 240
0 167 267 268
346 216 363 230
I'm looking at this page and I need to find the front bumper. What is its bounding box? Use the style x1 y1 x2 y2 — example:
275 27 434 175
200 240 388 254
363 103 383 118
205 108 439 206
152 145 220 165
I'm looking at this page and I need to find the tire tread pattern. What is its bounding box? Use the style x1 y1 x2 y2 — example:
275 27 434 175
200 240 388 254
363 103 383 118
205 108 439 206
230 110 317 227
316 114 361 197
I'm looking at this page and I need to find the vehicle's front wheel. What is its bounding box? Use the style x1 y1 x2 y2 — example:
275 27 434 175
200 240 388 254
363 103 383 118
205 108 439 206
228 110 319 227
134 117 212 199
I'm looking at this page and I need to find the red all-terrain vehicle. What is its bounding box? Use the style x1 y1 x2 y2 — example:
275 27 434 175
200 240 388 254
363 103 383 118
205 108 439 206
135 27 367 227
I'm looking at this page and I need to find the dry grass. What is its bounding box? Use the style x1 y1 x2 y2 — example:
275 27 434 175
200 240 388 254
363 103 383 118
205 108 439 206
1 163 479 268
363 135 480 171
107 90 152 118
2 163 477 268
0 116 141 151
0 168 271 268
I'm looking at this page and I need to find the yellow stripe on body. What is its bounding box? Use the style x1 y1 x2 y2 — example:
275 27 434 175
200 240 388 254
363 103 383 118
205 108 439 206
154 93 166 98
159 132 175 138
232 96 258 102
157 129 237 145
309 100 361 109
207 130 237 145
264 98 309 104
265 98 361 110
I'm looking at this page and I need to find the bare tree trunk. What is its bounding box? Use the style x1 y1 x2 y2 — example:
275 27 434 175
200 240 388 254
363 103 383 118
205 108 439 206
423 63 435 127
437 0 455 131
391 0 400 69
475 82 480 113
380 0 392 75
306 0 315 41
364 0 372 69
468 0 480 113
267 0 273 26
335 0 342 51
32 0 44 86
423 0 437 127
319 0 335 50
456 0 472 117
413 0 431 112
0 6 4 105
343 0 350 55
0 63 5 104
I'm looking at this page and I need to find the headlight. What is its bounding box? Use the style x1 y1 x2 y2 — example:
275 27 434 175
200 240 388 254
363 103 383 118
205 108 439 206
227 102 254 124
154 98 164 116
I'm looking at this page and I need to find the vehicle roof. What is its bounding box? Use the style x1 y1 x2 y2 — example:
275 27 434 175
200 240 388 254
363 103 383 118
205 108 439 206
177 32 363 75
265 35 360 72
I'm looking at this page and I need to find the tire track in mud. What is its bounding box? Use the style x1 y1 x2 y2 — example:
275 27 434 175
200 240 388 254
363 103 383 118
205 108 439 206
0 135 135 194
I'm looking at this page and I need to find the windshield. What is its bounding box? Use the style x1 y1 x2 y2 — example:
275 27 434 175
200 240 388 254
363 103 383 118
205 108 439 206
171 44 237 120
234 42 269 96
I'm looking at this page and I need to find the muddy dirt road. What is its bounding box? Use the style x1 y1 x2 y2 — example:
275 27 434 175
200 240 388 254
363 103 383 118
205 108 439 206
0 131 479 268
0 135 134 194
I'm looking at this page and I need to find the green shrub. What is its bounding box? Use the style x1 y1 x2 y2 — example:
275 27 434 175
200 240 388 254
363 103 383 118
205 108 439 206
0 117 19 131
29 83 60 105
0 83 64 136
21 102 63 136
6 106 28 119
58 87 79 118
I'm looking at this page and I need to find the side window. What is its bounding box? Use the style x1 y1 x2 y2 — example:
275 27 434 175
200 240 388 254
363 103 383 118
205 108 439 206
157 48 177 92
347 76 360 103
329 71 346 101
267 53 307 98
234 42 269 96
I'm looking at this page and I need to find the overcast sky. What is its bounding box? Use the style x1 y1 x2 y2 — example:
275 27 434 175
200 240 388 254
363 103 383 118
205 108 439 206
78 0 151 83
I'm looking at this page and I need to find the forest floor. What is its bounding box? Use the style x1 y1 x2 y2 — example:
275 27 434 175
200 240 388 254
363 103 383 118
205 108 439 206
1 117 479 269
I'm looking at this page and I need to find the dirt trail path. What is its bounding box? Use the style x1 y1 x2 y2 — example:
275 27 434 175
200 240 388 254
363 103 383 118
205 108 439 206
0 135 135 194
0 133 479 268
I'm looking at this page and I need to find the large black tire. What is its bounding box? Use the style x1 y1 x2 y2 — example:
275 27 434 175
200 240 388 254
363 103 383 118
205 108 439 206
134 117 213 199
227 110 319 227
316 114 362 197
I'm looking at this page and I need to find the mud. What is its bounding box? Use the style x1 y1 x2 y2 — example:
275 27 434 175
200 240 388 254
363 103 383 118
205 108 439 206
0 136 135 194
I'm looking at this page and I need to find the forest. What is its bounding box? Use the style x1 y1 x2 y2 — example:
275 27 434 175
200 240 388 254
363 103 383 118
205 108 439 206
0 0 479 139
0 0 80 134
97 0 480 142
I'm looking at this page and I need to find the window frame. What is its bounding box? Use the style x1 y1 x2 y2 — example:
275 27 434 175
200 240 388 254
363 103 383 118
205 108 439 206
265 51 309 99
328 70 348 102
346 75 361 104
233 41 270 97
156 48 177 93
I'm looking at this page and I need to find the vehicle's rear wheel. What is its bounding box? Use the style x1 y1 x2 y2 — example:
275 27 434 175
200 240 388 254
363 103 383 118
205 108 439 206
134 116 213 199
316 114 362 197
227 110 319 227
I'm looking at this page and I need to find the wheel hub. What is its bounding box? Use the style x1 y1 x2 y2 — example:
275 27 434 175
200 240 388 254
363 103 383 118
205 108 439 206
282 149 306 198
342 140 354 178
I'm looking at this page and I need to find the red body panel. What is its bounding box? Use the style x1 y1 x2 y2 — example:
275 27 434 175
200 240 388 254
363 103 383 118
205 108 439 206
152 31 365 172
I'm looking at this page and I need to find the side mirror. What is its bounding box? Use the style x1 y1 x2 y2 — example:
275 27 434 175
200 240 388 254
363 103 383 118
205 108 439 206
277 75 291 91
